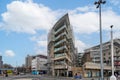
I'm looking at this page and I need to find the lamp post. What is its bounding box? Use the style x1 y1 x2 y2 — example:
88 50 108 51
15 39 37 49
94 0 106 80
110 25 116 80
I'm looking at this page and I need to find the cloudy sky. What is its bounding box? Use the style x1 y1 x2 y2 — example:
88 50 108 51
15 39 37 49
0 0 120 66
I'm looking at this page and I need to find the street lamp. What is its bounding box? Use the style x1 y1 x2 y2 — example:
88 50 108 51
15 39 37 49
94 0 106 80
110 25 116 80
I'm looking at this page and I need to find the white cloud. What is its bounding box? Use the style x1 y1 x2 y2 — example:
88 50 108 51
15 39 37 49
69 7 120 35
69 11 99 34
30 34 47 41
30 34 47 47
35 49 47 55
5 50 15 57
75 39 89 52
0 23 3 28
1 0 58 34
30 35 47 55
37 40 47 48
34 40 47 55
114 30 120 39
1 0 120 52
69 6 96 14
102 11 120 30
2 1 120 35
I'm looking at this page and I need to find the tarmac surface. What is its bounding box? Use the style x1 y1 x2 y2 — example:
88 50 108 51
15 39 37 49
0 74 120 80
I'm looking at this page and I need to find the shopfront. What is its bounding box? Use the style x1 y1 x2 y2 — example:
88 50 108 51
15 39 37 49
83 62 111 78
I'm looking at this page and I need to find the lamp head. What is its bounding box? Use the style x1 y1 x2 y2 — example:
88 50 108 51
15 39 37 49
96 5 99 8
110 25 113 28
102 1 106 4
94 2 98 5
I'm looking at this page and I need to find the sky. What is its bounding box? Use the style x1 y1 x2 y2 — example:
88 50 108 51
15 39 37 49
0 0 120 67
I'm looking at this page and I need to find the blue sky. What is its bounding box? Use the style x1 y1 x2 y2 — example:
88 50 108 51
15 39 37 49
0 0 120 66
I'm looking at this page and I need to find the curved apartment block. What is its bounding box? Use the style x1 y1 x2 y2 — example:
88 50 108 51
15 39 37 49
47 13 76 76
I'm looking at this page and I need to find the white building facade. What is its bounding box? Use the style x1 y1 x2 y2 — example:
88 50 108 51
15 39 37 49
31 55 47 74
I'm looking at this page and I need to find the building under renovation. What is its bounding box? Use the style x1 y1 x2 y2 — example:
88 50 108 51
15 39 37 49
47 13 76 76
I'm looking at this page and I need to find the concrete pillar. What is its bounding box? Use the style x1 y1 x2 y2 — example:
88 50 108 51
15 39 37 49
52 69 55 76
91 70 93 77
57 70 59 76
67 71 69 77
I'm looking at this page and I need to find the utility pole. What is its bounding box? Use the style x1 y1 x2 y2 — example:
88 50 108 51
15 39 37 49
94 0 106 80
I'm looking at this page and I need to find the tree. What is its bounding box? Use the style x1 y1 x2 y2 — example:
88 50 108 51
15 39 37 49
3 63 13 69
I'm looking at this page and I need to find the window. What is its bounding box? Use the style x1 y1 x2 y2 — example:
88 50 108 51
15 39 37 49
104 53 105 56
109 57 111 59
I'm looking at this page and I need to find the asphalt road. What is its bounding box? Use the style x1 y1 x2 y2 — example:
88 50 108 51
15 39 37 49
0 74 120 80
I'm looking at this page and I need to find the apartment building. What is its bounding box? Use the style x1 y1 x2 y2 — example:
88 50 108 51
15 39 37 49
84 39 120 73
0 55 3 68
48 13 76 76
82 52 92 65
76 53 83 67
25 55 33 72
31 55 47 74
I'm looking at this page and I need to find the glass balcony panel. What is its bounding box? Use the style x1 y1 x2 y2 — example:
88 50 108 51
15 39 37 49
55 32 67 40
54 45 68 52
55 25 66 34
54 39 66 47
54 53 65 58
54 65 67 69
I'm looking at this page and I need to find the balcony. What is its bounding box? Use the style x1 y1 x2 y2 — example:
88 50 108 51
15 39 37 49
55 25 66 34
114 56 120 61
53 53 71 62
54 55 66 60
54 45 68 52
54 64 67 69
55 32 67 41
54 39 66 47
114 61 120 66
54 53 65 58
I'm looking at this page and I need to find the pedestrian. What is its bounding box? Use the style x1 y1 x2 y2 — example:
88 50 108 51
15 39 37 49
74 73 78 79
74 72 82 80
5 73 8 77
4 71 8 77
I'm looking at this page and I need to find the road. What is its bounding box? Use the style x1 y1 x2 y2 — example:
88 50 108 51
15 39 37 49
0 74 120 80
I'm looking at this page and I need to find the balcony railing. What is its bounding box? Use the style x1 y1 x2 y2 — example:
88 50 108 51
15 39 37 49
54 53 65 58
54 39 66 47
54 45 68 52
55 32 67 40
54 56 66 60
53 53 71 62
55 25 66 34
54 64 67 69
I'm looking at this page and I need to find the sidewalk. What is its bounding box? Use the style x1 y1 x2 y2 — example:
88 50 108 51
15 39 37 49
83 77 109 80
49 76 110 80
